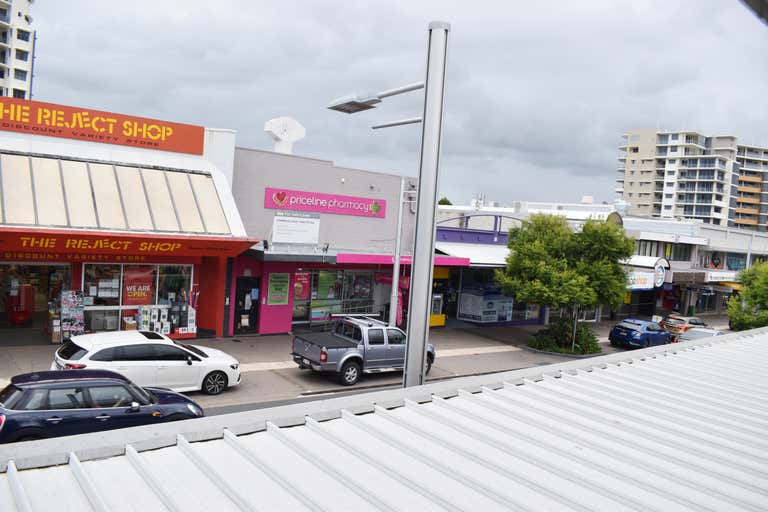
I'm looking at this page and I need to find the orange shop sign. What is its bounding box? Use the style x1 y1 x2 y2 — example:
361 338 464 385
0 98 204 155
0 228 257 258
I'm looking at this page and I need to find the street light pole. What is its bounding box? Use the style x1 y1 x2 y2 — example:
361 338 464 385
403 21 450 388
388 176 405 327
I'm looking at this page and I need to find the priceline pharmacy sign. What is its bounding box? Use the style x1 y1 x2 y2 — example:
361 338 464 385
264 187 387 218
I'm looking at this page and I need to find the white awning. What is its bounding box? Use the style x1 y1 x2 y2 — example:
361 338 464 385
435 241 509 267
0 152 233 235
622 255 670 269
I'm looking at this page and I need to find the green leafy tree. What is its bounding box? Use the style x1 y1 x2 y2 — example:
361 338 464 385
727 261 768 330
496 214 634 353
438 197 452 205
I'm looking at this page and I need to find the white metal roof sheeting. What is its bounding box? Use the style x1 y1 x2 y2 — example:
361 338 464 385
2 330 768 511
435 241 509 267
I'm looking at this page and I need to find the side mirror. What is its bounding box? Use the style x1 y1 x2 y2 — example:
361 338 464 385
130 401 140 413
186 355 193 366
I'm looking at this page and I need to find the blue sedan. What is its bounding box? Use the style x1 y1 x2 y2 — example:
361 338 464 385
609 319 673 349
0 370 204 443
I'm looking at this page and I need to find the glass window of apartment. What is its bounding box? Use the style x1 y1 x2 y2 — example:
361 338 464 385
12 89 25 98
635 240 658 257
157 265 192 304
17 29 30 41
665 243 692 262
13 69 26 81
668 159 676 164
657 134 668 144
664 205 672 210
671 133 679 141
14 49 27 61
670 146 678 153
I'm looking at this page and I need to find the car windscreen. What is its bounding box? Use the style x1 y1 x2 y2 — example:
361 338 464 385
664 317 684 325
0 384 22 408
616 322 641 331
173 341 208 358
127 382 154 404
57 340 88 360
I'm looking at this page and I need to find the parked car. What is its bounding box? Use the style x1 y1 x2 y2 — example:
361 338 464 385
51 331 241 395
0 369 204 443
660 314 707 335
609 319 673 349
291 316 436 385
673 327 724 343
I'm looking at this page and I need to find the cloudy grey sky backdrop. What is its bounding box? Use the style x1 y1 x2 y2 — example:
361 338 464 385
32 1 768 205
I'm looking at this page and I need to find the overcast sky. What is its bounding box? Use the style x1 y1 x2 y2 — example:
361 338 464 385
32 0 768 205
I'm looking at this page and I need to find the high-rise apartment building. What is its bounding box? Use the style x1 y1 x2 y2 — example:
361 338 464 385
616 129 768 231
0 0 34 99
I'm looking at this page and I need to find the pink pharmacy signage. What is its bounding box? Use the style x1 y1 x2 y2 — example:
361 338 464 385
264 187 387 218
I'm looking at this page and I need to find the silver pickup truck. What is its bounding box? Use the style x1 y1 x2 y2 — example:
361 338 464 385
291 317 436 385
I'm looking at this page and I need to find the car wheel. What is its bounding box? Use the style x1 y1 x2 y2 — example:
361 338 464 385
644 339 650 348
202 371 228 395
339 361 361 386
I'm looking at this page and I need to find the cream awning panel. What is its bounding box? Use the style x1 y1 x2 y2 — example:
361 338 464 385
167 171 205 233
141 168 180 232
31 157 67 226
90 163 126 230
61 159 98 228
115 166 153 230
190 173 229 234
1 154 35 225
0 152 233 235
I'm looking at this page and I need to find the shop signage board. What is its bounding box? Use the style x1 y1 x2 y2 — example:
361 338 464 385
706 270 738 282
267 273 290 305
272 212 320 245
264 187 386 218
0 98 204 154
627 271 655 290
122 266 156 306
0 227 256 258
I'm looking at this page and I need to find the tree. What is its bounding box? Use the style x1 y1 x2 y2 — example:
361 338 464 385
496 214 634 353
438 197 452 205
727 261 768 330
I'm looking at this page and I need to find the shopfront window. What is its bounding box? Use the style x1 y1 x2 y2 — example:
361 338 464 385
83 263 193 333
158 265 192 304
342 271 373 314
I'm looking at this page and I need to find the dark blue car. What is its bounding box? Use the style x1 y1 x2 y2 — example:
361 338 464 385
609 319 673 349
0 370 204 443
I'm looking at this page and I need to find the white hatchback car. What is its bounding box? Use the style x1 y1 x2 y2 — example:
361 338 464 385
51 331 241 395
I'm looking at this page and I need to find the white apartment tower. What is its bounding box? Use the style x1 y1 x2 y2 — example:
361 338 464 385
616 129 768 231
0 0 34 99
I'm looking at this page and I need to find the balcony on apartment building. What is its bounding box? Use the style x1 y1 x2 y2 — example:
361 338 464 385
734 216 759 226
737 185 762 195
735 206 760 216
739 173 763 184
736 195 761 205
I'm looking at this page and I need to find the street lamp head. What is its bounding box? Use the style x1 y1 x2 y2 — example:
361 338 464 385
327 93 381 114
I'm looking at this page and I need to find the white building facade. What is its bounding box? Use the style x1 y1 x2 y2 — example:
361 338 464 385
0 0 34 99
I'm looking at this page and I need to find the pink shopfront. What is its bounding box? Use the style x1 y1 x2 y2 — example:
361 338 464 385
226 169 468 336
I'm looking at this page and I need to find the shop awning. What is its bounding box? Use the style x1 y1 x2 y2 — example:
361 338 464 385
0 226 257 259
622 255 670 269
435 242 509 267
335 252 470 267
0 152 237 236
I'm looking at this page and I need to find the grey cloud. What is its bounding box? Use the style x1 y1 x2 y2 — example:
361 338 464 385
31 0 768 204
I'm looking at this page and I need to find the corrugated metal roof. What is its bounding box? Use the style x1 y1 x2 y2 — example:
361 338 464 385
2 330 768 511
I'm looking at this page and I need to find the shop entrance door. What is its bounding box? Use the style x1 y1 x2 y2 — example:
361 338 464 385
235 277 260 334
0 264 71 344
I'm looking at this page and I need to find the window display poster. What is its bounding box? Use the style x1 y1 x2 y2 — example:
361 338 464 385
317 271 340 299
267 273 290 305
294 272 311 300
122 266 155 306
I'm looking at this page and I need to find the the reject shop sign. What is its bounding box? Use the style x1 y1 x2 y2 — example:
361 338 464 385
264 188 387 218
0 227 257 258
0 98 205 155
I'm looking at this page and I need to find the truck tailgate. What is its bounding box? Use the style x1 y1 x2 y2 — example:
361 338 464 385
292 332 357 363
